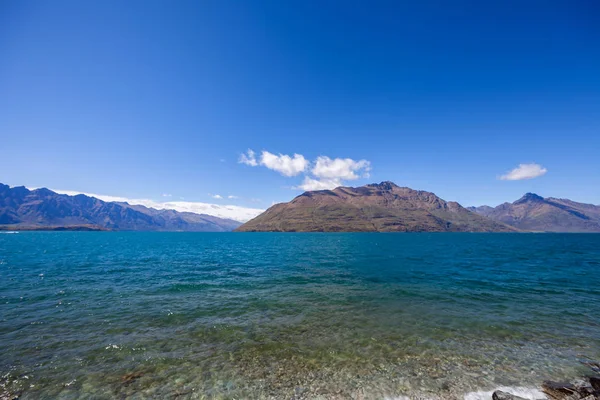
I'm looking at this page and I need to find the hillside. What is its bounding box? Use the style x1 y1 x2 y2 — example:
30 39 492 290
236 182 514 232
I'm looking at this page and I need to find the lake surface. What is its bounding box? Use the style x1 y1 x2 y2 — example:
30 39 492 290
1 232 599 399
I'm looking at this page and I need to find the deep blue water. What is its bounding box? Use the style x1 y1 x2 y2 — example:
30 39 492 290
1 232 599 399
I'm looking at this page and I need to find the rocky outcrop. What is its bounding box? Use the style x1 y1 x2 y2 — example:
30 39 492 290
489 361 600 400
541 376 600 400
492 391 528 400
541 381 598 399
485 360 600 400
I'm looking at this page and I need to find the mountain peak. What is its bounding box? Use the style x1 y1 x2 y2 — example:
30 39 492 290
367 181 399 191
514 192 544 204
32 187 54 196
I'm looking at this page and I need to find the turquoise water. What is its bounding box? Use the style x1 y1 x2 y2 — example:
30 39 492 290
1 232 599 399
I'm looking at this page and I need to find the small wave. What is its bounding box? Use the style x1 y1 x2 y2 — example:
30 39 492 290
464 386 546 400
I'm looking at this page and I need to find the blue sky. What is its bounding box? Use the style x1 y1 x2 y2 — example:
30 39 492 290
1 0 599 219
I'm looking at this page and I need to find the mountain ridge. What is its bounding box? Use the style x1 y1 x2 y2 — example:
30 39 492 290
5 182 597 233
0 183 241 231
468 193 600 232
236 181 515 232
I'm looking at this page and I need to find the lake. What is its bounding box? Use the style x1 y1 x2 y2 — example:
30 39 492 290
1 232 599 399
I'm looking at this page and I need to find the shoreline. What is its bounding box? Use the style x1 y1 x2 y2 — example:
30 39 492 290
2 356 598 400
2 377 595 400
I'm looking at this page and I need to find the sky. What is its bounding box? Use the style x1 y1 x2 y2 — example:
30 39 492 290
1 0 599 221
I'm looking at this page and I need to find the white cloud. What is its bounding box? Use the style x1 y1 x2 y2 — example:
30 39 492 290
499 163 548 181
239 149 258 166
227 195 238 199
52 191 131 203
295 177 343 191
212 194 223 199
312 156 370 180
239 149 308 177
300 156 370 191
48 189 264 222
239 148 372 192
259 151 308 177
162 193 172 197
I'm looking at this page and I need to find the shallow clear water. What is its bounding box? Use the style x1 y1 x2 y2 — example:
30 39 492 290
1 232 599 399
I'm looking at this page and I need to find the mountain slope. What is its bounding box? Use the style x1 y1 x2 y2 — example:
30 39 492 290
0 183 241 231
469 193 600 232
236 182 514 232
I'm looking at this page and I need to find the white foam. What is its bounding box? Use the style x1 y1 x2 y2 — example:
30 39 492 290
464 386 547 400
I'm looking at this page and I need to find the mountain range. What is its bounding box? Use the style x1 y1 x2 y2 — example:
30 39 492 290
0 184 241 231
468 193 600 232
3 182 599 233
236 182 515 232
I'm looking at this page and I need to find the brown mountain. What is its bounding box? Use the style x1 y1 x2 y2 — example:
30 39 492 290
236 181 514 232
0 183 241 231
468 193 600 232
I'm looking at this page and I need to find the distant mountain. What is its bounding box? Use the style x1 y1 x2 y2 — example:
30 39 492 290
467 205 494 215
0 183 241 231
236 181 514 232
468 193 600 232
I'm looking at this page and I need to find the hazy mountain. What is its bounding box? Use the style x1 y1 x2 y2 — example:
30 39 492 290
236 181 514 232
467 205 494 215
0 183 241 231
469 193 600 232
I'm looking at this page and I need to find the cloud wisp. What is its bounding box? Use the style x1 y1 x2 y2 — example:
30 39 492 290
240 149 371 191
239 149 258 167
50 189 264 222
296 177 343 191
499 163 548 181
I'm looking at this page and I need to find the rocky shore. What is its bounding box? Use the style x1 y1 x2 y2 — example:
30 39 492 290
492 361 600 400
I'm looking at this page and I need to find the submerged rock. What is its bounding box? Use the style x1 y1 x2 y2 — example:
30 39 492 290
121 372 143 386
492 390 528 400
589 377 600 392
541 379 599 400
542 381 578 399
